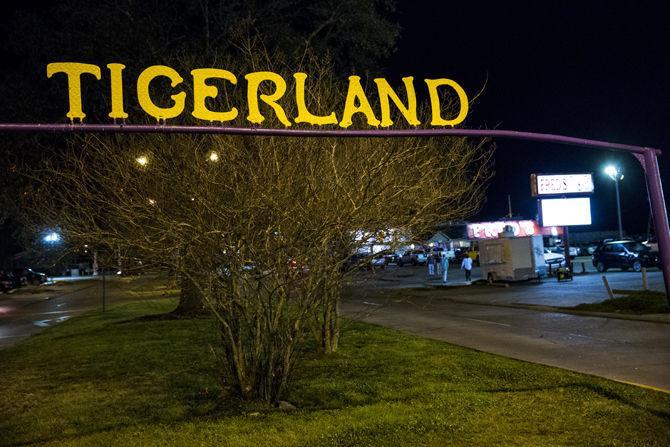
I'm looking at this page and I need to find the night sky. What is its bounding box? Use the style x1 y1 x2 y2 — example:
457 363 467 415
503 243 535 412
389 1 669 234
2 1 669 241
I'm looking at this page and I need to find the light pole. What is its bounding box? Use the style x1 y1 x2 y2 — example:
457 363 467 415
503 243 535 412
604 165 624 239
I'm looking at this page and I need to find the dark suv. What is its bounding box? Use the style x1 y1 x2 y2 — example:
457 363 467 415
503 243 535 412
592 240 660 272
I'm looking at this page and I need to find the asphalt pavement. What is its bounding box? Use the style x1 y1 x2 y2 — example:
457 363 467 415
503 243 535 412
342 294 670 391
0 276 142 348
351 257 665 307
343 261 670 392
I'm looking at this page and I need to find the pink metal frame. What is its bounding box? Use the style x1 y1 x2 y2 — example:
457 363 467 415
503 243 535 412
1 123 667 301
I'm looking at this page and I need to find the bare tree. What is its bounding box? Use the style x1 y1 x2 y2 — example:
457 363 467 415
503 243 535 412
22 51 492 401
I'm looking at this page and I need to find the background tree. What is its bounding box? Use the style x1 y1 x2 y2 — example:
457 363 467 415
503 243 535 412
10 2 493 402
0 0 401 315
24 50 492 400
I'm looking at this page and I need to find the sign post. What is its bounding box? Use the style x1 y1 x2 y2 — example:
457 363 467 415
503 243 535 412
642 150 670 300
563 226 571 273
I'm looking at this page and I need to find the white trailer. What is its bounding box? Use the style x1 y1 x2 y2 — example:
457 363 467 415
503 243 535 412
479 235 547 282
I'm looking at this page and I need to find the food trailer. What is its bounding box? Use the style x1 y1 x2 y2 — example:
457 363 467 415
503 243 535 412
479 234 547 282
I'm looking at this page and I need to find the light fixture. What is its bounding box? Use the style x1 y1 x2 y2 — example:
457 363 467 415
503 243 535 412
604 165 622 180
209 151 220 162
43 232 61 243
136 155 149 166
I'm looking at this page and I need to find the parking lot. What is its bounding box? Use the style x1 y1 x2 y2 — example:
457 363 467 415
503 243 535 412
348 256 665 308
343 257 670 391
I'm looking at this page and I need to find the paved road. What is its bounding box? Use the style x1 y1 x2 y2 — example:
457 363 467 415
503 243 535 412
343 263 670 391
342 292 670 391
0 277 137 348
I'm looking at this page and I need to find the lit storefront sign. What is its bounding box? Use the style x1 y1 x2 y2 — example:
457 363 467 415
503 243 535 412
539 197 592 227
467 220 562 240
530 173 594 196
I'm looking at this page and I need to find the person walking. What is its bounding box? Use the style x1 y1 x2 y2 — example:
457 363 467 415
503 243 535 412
441 252 449 284
435 252 442 276
427 252 435 278
461 255 473 282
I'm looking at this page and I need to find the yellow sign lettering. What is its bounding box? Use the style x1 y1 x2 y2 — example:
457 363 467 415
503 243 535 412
46 62 470 128
107 63 128 120
425 78 469 127
191 68 238 122
339 76 380 129
137 65 186 121
46 62 101 122
245 72 292 127
374 76 419 127
293 73 338 125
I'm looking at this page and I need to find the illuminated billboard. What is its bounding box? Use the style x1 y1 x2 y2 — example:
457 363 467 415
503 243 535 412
539 197 592 226
467 220 539 239
531 173 594 196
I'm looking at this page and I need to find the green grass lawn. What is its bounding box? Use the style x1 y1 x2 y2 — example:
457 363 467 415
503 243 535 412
1 298 669 446
573 290 670 314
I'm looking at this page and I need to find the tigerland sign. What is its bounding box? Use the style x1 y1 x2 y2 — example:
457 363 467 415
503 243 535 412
46 62 469 128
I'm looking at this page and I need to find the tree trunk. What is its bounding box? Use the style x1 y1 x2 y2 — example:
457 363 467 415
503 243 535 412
320 284 340 354
171 272 206 317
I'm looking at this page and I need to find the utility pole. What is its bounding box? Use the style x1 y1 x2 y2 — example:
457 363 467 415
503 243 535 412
614 176 623 239
605 165 624 239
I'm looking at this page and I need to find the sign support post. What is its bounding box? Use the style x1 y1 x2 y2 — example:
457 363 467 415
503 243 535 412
563 226 571 272
642 150 670 301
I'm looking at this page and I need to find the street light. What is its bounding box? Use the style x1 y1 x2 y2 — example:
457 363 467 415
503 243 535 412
43 231 61 243
135 155 148 166
208 151 219 162
604 164 624 239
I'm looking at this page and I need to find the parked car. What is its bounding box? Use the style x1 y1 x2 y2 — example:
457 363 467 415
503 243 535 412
15 268 47 285
344 253 388 271
584 244 599 255
287 257 310 275
369 255 388 269
397 249 428 266
428 247 456 262
12 269 28 287
591 240 660 272
397 251 411 266
543 248 566 268
643 237 658 252
0 271 15 292
8 271 27 288
383 253 400 265
548 245 581 258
